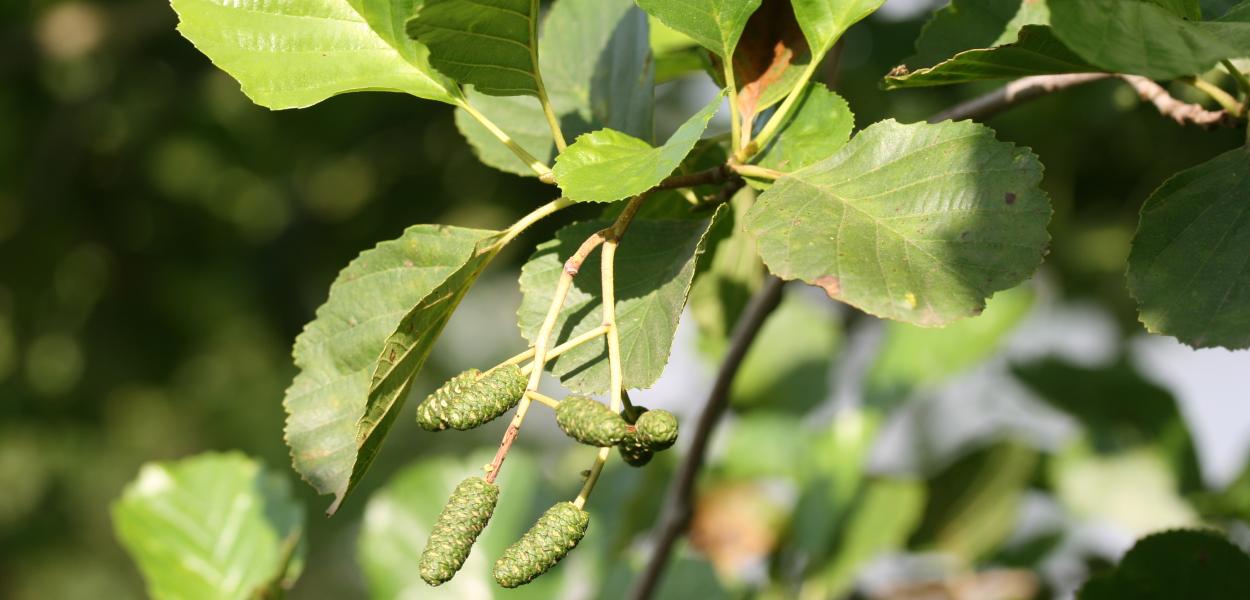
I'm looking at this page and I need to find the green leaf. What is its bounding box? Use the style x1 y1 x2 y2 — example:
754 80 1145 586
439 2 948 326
1127 148 1250 350
1147 0 1204 19
170 0 458 109
1219 0 1250 20
635 0 762 58
553 94 722 203
454 0 654 176
885 25 1100 89
910 441 1038 563
1050 0 1250 80
1078 530 1250 600
791 0 886 54
753 83 854 172
808 477 926 598
690 188 764 357
283 225 498 512
406 0 541 96
112 452 305 600
867 285 1032 394
517 214 720 393
906 0 1051 69
356 241 502 507
358 452 564 599
1053 445 1198 536
745 119 1051 326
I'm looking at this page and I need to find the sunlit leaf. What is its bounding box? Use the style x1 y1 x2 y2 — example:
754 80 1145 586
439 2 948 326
791 0 886 54
406 0 542 96
170 0 458 109
635 0 762 58
112 452 305 600
553 94 721 203
1053 445 1199 537
745 119 1051 326
1128 147 1250 350
455 0 654 176
283 225 498 512
906 0 1049 69
885 26 1100 89
517 213 720 393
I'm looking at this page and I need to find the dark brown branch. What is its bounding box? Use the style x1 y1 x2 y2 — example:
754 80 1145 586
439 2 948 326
655 165 733 190
628 276 785 600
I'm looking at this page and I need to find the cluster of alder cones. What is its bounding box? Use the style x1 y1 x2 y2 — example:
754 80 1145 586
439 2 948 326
415 363 679 588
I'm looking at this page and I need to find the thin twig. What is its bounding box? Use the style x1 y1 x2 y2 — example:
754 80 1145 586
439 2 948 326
1119 75 1238 127
628 276 786 600
928 73 1113 123
655 165 733 190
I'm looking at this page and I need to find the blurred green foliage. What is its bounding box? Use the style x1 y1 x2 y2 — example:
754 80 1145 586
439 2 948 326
4 1 1250 598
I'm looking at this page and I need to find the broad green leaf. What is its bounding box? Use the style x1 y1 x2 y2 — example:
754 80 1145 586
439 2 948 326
910 441 1038 563
354 238 502 511
906 0 1051 69
283 225 498 512
406 0 541 96
1127 148 1250 350
791 0 886 54
745 119 1051 327
112 452 305 600
553 94 722 203
1147 0 1203 19
358 452 564 599
517 214 720 393
730 292 841 413
867 285 1033 397
170 0 458 109
1050 0 1250 80
885 25 1100 89
690 188 764 357
1078 530 1250 600
1208 0 1248 19
806 477 926 598
753 83 854 172
636 0 762 58
1218 0 1250 19
455 0 654 176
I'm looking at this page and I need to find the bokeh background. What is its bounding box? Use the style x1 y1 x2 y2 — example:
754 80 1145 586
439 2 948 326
3 0 1249 598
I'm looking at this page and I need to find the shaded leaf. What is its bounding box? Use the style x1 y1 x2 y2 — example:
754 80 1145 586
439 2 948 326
358 452 563 599
1147 0 1203 19
1078 530 1250 600
635 0 762 58
170 0 458 109
1050 0 1250 80
407 0 541 96
726 0 811 125
455 0 654 175
283 225 498 512
1127 147 1250 350
906 0 1050 69
910 441 1039 563
885 25 1100 89
553 94 722 203
791 0 886 54
745 119 1051 326
517 214 720 393
112 452 305 600
690 188 764 357
753 83 854 172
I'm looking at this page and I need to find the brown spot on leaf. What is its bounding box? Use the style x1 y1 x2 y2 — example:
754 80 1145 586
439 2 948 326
1005 192 1017 205
960 231 971 241
723 0 810 128
814 275 841 297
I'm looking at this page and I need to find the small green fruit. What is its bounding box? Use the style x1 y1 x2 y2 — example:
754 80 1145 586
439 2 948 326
419 476 499 586
493 501 589 588
555 396 629 446
635 409 678 451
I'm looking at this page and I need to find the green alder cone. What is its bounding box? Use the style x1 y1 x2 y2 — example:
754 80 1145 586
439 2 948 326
618 430 655 467
419 476 500 586
635 409 678 451
416 365 527 431
555 396 630 446
493 501 590 588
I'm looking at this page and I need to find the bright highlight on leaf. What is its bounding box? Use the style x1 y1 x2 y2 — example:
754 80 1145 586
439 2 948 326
746 119 1051 326
1127 147 1250 350
170 0 458 109
112 453 305 600
553 94 722 203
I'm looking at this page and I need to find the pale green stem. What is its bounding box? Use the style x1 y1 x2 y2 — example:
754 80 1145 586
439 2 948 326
514 324 610 374
1185 77 1244 114
530 0 567 152
1222 60 1250 101
524 390 561 409
745 60 821 161
724 60 743 153
458 99 554 181
730 163 784 180
492 196 575 251
574 196 646 509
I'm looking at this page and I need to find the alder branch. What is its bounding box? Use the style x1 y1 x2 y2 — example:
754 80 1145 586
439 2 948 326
628 276 785 600
930 72 1237 127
